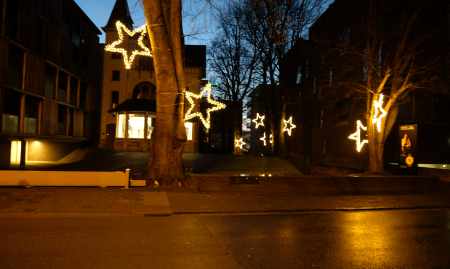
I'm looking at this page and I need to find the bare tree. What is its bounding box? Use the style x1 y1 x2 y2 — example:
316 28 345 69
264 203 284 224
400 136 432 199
209 2 259 153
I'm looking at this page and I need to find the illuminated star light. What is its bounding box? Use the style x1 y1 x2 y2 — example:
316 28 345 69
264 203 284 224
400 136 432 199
260 133 273 146
252 113 265 128
235 138 246 149
185 83 226 129
283 116 296 136
349 120 368 152
105 21 152 69
372 93 387 132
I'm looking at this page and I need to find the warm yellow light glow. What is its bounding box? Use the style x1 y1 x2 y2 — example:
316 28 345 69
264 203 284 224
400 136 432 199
349 120 368 152
104 21 152 69
260 132 273 146
184 83 226 129
235 138 246 149
283 116 296 136
252 113 265 128
372 94 387 132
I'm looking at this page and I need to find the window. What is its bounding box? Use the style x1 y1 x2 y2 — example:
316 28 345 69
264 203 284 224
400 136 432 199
185 122 193 140
111 91 119 109
117 113 126 138
7 45 24 89
70 78 78 106
68 107 74 136
148 116 156 139
319 110 323 129
111 53 122 59
79 82 87 109
137 55 153 68
5 0 19 41
128 114 145 138
24 95 41 134
71 47 79 75
112 70 120 81
72 17 81 46
44 65 56 99
61 5 71 39
57 105 67 135
296 65 301 84
335 98 350 126
132 82 156 99
58 72 68 103
2 90 22 132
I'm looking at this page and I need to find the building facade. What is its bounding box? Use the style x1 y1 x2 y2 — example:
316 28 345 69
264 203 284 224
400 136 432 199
0 0 102 169
99 0 206 153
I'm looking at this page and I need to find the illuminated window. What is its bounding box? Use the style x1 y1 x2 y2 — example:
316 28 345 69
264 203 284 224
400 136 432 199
185 122 193 140
147 116 155 139
128 114 145 138
117 113 126 138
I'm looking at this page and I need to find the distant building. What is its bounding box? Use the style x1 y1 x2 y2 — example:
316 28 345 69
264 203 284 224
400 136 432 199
99 0 206 152
0 0 102 169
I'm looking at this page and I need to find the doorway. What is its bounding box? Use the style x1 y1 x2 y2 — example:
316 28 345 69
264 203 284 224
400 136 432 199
105 124 116 150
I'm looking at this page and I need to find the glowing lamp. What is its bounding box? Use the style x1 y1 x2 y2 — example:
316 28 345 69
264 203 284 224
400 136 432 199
252 113 265 128
185 83 226 129
235 138 246 149
372 94 387 132
260 133 273 146
105 21 152 69
349 120 368 152
283 116 296 136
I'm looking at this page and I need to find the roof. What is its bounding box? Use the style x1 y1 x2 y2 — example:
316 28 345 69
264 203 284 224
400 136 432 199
104 0 134 29
108 99 156 113
185 45 206 67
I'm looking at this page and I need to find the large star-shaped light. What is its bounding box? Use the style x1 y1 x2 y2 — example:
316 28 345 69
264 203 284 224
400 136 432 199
252 113 265 128
185 83 226 129
283 116 296 136
260 132 273 146
372 93 387 132
235 138 246 149
105 21 152 69
349 120 368 152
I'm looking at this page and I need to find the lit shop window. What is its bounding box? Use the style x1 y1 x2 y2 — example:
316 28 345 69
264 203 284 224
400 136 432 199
128 114 145 138
147 116 155 139
185 122 193 140
117 113 126 138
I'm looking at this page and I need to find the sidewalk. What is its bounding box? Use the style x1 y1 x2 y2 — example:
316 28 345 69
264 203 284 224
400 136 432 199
1 181 450 217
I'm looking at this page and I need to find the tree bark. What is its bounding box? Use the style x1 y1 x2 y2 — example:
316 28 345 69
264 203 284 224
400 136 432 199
142 0 186 186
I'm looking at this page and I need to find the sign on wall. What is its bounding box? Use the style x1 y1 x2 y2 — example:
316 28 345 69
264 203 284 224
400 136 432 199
398 124 418 175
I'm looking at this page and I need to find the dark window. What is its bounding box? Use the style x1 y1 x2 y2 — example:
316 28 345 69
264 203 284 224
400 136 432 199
80 55 88 80
24 95 41 134
112 70 120 81
2 89 22 132
57 105 67 135
68 107 74 136
335 98 350 126
7 44 24 89
61 5 71 39
5 0 19 40
79 82 87 109
0 0 3 32
70 78 78 106
38 0 44 16
44 64 56 99
58 72 68 103
137 55 153 67
71 47 79 75
72 17 81 46
132 82 156 99
111 53 122 59
112 91 119 109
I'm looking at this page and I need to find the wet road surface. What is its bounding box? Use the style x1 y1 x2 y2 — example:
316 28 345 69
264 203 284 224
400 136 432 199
1 209 450 268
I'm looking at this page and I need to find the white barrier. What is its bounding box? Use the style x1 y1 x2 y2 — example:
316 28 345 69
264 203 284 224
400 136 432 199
0 169 130 188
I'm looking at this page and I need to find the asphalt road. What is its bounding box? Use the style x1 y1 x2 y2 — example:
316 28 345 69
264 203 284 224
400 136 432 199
1 210 450 268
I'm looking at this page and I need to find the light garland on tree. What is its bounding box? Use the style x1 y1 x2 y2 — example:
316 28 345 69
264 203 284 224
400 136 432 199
185 83 226 129
260 133 273 146
252 113 265 128
348 120 368 152
104 21 152 69
235 138 246 149
372 93 387 132
283 116 296 136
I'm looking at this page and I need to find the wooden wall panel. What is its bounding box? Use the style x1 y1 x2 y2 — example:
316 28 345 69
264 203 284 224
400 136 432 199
18 2 39 53
84 111 97 139
0 36 9 85
42 0 62 29
58 35 72 71
24 53 45 96
87 85 98 112
88 59 100 87
73 108 84 137
44 22 59 64
41 99 57 135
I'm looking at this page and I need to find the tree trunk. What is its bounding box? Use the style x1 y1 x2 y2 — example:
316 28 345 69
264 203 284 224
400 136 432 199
142 0 186 186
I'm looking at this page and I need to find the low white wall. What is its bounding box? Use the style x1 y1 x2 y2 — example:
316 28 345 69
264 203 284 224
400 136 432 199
0 169 130 188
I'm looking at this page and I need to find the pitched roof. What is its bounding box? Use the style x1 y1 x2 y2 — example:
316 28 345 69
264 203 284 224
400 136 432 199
104 0 134 29
108 99 156 113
